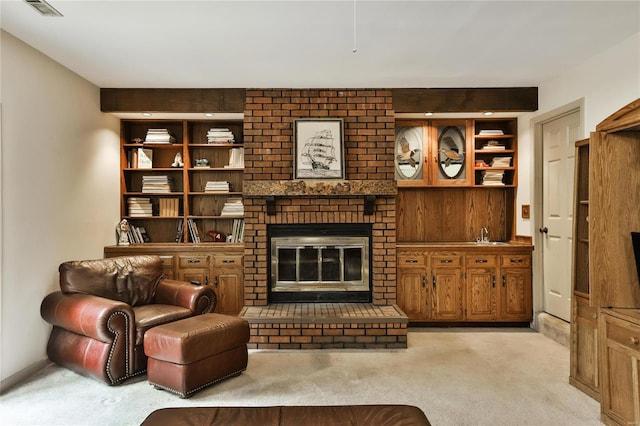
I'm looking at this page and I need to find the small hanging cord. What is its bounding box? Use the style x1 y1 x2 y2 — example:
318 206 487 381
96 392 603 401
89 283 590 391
353 0 357 53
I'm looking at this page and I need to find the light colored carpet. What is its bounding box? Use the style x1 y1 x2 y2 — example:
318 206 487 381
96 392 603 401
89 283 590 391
0 328 600 426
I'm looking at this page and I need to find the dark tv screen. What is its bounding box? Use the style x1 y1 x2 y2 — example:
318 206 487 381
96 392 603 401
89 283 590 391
633 232 640 282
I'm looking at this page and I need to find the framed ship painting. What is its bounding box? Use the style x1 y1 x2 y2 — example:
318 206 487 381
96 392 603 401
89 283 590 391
294 118 345 179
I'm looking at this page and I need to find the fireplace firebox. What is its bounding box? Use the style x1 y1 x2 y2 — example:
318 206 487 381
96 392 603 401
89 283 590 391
268 224 372 303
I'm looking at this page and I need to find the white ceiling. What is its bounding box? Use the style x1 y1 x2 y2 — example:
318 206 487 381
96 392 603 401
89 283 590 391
1 0 639 89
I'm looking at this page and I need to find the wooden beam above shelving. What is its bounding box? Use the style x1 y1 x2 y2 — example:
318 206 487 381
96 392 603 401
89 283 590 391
100 87 538 114
392 87 538 113
100 88 246 113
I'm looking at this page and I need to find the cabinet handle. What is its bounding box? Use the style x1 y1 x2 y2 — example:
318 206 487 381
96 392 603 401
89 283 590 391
406 259 418 264
502 276 506 287
422 275 426 288
630 336 639 345
187 259 201 264
432 274 436 288
205 276 209 286
440 259 453 264
492 276 496 288
222 259 235 264
509 258 523 263
190 280 201 286
475 259 488 263
214 277 218 288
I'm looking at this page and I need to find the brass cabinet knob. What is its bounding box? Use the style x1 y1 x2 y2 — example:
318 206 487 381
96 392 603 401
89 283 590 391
630 336 639 345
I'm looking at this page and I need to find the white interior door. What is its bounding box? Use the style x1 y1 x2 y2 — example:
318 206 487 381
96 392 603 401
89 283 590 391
541 110 580 322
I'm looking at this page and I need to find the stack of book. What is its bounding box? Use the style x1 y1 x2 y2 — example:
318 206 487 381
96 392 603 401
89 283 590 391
220 197 244 216
481 171 505 186
491 157 512 167
144 129 176 144
478 129 504 136
204 181 230 193
230 218 245 243
225 147 244 168
481 140 506 150
207 128 235 144
128 225 150 244
128 197 153 216
187 218 201 243
158 198 179 216
142 175 174 193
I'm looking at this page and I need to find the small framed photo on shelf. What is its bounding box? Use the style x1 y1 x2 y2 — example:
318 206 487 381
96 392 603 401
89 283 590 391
294 118 345 179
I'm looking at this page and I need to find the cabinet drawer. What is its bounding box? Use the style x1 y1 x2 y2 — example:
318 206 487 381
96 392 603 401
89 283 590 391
213 255 243 267
605 319 640 352
157 255 175 268
398 255 427 267
431 253 462 267
501 254 531 267
178 255 208 267
466 255 497 267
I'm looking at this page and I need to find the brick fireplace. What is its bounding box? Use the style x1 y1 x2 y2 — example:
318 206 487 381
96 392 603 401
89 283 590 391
240 89 407 348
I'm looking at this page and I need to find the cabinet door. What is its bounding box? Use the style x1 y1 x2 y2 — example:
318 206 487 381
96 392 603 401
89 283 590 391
500 268 532 321
212 254 244 315
431 267 463 320
569 296 599 398
430 120 473 186
466 267 497 321
395 124 428 186
177 254 209 286
600 313 640 426
157 254 176 279
397 267 429 321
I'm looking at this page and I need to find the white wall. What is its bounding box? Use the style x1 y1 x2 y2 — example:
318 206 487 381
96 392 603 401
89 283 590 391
516 32 640 237
0 31 120 383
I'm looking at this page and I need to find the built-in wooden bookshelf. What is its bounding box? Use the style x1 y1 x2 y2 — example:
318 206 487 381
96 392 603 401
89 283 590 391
120 119 244 244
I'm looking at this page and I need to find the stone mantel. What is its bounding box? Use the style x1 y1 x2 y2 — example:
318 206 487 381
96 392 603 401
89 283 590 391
243 180 397 197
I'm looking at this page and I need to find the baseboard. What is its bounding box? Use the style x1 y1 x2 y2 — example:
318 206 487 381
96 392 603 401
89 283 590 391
535 312 570 348
0 359 51 395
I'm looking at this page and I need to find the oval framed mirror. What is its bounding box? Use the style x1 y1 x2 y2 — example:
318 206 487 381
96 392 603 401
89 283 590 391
437 125 466 179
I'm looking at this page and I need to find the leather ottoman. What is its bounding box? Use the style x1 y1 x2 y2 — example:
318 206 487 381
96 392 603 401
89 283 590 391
141 405 431 425
144 313 249 398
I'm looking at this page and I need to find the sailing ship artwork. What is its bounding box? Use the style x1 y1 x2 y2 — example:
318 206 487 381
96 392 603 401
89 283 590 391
294 119 344 179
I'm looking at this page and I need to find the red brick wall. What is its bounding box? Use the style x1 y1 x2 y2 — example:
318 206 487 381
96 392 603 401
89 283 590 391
243 89 396 306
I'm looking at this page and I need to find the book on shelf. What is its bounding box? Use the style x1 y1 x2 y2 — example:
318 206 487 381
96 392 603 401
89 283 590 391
207 128 235 144
159 198 179 216
220 197 244 217
175 219 184 243
478 129 504 136
137 148 153 169
204 181 230 193
126 224 150 243
230 218 245 243
128 197 153 216
491 157 512 167
144 129 176 144
142 175 174 193
187 218 201 243
481 140 506 150
481 170 505 185
225 147 244 168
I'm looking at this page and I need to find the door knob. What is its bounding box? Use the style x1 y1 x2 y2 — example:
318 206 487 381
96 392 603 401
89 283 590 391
539 227 548 234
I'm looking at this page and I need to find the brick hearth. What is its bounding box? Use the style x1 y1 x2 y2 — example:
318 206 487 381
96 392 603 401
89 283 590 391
241 303 408 349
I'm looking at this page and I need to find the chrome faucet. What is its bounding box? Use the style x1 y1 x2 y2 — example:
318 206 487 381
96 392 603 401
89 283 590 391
480 227 489 243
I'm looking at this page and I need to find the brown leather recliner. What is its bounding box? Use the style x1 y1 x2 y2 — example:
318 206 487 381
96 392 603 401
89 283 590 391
40 255 216 385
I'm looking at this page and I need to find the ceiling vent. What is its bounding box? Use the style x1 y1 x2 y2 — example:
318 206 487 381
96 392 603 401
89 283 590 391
24 0 63 17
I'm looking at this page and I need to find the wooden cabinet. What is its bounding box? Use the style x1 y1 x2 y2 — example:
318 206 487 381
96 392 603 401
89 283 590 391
599 309 640 426
569 138 599 399
396 245 532 323
104 244 244 315
430 252 464 320
120 119 244 244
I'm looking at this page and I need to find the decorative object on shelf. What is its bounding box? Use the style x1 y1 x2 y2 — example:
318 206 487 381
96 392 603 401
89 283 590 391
117 219 130 246
207 230 227 242
194 158 210 168
394 126 423 180
437 126 466 179
171 152 184 168
294 118 345 179
225 147 244 168
132 137 143 144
